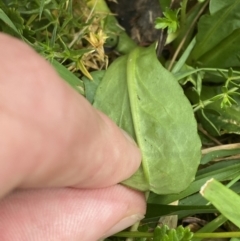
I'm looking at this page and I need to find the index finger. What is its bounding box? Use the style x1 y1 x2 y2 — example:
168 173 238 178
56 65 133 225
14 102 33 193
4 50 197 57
0 33 141 197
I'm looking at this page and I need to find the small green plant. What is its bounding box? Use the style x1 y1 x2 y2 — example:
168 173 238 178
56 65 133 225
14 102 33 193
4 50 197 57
155 8 180 34
0 0 109 79
191 68 240 111
111 225 193 241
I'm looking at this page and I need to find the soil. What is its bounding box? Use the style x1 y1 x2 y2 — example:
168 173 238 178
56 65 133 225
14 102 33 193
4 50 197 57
106 0 182 57
106 0 163 46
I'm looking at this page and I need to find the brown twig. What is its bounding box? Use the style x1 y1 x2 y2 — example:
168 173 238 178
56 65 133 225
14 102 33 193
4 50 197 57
198 125 223 146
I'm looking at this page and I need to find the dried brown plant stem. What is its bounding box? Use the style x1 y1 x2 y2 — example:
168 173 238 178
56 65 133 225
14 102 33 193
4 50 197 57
198 125 222 146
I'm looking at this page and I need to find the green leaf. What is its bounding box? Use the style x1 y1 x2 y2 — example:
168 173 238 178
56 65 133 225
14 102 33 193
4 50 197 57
153 226 167 241
159 0 172 9
190 0 240 61
83 70 105 104
0 8 22 37
194 86 240 135
155 8 179 34
50 59 84 95
198 29 240 68
171 38 197 74
146 204 216 219
200 178 240 228
93 46 201 194
152 225 193 241
179 182 240 208
209 0 234 15
148 159 240 204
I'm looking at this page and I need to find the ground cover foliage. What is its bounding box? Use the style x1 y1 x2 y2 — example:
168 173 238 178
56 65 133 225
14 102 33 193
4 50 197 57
1 0 240 240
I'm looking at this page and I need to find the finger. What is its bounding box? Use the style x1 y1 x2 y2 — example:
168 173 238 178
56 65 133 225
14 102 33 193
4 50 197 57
0 33 141 197
0 185 146 241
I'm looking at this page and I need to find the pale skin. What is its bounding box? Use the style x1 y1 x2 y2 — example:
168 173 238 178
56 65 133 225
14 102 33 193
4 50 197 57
0 33 146 240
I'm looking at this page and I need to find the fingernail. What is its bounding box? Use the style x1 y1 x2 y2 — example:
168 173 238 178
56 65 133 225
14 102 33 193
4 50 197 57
99 214 144 239
120 129 137 146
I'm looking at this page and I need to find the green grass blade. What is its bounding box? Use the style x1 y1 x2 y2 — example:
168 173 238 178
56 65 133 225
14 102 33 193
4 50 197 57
145 204 216 219
192 215 227 241
39 0 45 20
200 178 240 228
171 37 196 74
0 8 22 37
50 59 84 95
148 159 240 205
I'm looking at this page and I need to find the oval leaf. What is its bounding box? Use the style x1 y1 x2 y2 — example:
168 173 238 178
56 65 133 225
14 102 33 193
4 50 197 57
93 46 201 194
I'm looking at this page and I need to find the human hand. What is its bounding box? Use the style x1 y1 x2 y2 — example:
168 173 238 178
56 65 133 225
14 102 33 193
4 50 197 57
0 33 146 240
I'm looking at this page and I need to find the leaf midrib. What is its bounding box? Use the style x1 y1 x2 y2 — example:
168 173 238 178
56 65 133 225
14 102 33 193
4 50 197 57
126 47 150 187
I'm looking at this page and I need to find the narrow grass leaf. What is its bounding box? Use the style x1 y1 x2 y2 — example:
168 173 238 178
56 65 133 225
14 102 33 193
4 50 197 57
200 178 240 228
0 8 21 37
148 159 240 204
51 59 84 95
39 0 45 20
83 70 105 104
191 214 227 241
145 204 216 219
171 37 196 74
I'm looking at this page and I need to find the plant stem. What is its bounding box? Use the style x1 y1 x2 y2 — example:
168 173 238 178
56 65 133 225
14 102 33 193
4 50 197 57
194 232 240 238
193 98 217 112
125 192 150 241
198 125 222 146
168 0 209 71
180 0 188 26
125 222 141 241
115 231 240 238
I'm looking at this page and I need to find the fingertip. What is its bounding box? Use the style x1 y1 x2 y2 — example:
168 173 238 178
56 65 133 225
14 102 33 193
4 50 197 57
92 111 142 186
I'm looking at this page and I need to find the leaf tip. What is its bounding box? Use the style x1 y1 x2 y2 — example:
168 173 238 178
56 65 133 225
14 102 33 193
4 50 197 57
200 178 214 196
